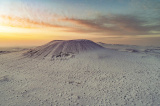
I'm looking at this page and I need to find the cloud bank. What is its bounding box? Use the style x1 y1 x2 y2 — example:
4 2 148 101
1 13 160 36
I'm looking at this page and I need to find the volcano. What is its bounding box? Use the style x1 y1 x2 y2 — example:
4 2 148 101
24 39 104 59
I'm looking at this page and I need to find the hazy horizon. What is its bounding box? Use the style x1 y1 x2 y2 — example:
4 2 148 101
0 37 160 47
0 0 160 47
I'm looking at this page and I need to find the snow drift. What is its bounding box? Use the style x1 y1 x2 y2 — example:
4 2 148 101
23 39 104 59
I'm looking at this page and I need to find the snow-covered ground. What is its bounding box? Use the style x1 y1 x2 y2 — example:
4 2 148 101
98 42 160 55
0 42 160 106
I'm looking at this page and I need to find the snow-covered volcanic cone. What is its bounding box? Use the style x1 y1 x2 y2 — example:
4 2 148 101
24 39 104 59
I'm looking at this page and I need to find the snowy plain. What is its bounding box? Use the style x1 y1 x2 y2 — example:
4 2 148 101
0 40 160 106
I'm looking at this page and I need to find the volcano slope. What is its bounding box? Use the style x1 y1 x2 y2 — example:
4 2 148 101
0 40 160 106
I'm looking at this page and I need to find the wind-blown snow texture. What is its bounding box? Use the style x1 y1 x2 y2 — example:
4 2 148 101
24 40 104 59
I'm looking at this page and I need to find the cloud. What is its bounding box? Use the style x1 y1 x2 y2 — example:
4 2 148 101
0 15 63 28
61 14 160 36
1 13 160 36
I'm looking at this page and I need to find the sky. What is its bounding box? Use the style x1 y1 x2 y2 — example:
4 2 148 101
0 0 160 47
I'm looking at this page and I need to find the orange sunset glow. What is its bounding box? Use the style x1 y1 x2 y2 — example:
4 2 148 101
0 0 160 47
